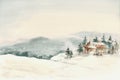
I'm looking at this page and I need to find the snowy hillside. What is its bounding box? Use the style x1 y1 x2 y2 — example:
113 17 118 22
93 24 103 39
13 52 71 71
0 32 120 59
0 54 120 80
0 37 66 59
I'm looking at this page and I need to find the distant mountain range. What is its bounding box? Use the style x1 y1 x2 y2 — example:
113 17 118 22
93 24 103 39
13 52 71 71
0 32 120 59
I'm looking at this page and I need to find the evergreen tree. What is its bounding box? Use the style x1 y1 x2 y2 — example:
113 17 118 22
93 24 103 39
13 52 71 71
101 35 106 43
82 36 87 45
108 36 112 41
77 43 83 54
107 36 112 48
93 36 98 42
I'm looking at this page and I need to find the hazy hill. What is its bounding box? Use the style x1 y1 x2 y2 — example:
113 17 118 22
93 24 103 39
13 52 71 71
0 32 120 59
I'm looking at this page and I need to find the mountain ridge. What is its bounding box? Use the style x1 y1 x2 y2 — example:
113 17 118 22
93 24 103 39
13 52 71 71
0 31 120 59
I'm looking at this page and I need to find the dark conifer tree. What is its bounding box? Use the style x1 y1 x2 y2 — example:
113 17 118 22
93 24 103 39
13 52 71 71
82 36 87 45
93 36 98 42
108 35 112 41
77 43 83 54
102 35 106 43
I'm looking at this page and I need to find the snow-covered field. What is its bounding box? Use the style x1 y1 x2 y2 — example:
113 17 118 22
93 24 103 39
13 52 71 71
0 53 120 80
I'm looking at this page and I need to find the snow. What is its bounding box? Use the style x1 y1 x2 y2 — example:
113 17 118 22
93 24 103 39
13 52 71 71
0 53 120 80
92 42 105 46
88 45 96 49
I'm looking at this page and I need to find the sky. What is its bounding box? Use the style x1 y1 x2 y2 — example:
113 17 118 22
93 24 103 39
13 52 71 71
0 0 120 44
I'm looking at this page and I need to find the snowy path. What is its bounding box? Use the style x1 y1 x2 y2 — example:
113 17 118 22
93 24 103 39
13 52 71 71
0 54 120 80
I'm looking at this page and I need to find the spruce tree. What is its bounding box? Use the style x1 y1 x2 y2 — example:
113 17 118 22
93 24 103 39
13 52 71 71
93 36 98 42
107 35 112 48
108 36 112 41
102 35 106 43
77 43 83 54
82 36 87 45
